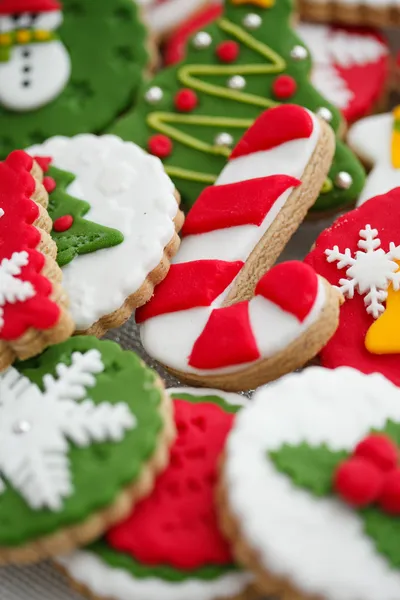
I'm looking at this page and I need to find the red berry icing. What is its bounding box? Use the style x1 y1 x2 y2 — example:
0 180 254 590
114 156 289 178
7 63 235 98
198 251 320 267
354 435 398 473
33 155 52 172
53 215 74 233
216 40 239 63
43 176 56 193
334 457 384 507
379 469 400 515
148 134 173 158
174 88 198 112
272 75 297 100
107 399 235 569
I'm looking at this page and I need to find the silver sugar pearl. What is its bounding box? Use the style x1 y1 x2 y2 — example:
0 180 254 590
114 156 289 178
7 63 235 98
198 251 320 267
316 107 333 123
192 31 212 50
335 171 353 190
242 13 262 29
145 86 163 104
13 420 31 434
290 45 308 61
227 75 246 90
214 132 234 147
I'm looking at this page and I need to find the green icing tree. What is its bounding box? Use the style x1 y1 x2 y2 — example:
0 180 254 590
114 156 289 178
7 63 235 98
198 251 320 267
110 0 365 214
47 165 123 267
0 0 148 157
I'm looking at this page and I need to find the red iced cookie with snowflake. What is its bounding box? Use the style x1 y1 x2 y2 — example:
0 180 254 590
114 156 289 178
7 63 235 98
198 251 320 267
305 188 400 386
0 150 73 370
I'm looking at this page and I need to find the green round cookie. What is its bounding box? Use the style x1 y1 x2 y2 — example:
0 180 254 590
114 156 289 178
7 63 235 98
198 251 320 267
0 0 148 157
0 336 170 564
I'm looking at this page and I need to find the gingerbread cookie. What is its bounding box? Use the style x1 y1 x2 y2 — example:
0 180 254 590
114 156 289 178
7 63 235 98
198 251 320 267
348 108 400 206
305 188 400 387
137 104 341 391
299 0 400 27
111 0 366 215
0 336 175 565
165 6 389 125
217 367 400 600
0 0 149 157
58 387 253 600
0 149 73 370
27 134 184 336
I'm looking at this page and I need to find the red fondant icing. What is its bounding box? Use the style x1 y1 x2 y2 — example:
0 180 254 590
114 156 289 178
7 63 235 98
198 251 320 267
148 134 173 158
174 88 198 112
335 457 384 508
183 175 301 236
354 435 398 473
43 176 56 193
53 215 73 232
107 398 235 569
229 105 314 161
272 75 297 100
33 156 52 172
189 301 260 369
0 0 60 14
256 261 318 322
136 260 244 323
379 469 400 515
305 188 400 386
216 40 239 63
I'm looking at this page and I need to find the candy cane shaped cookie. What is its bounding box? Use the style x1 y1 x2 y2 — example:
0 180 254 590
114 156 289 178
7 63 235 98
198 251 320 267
348 107 400 206
137 105 341 391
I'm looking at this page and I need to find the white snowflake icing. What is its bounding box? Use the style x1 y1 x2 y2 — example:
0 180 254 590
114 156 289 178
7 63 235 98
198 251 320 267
325 225 400 318
0 349 135 511
0 251 36 331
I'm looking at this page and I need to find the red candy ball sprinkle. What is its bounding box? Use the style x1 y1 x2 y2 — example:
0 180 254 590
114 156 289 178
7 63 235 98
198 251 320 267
379 469 400 515
148 134 173 158
334 457 384 508
354 434 398 473
216 40 239 63
175 89 198 112
53 215 74 232
272 75 297 100
43 176 56 193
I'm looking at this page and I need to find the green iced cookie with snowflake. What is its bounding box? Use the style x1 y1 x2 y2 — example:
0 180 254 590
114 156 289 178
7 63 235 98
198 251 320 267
0 336 175 566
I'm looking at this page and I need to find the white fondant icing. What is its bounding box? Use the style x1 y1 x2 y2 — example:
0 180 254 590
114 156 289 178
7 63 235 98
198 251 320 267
27 134 178 331
224 367 400 600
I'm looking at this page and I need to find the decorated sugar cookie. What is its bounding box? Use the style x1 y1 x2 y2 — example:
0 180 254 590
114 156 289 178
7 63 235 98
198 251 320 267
138 0 219 37
305 188 400 387
299 0 400 27
58 387 253 600
27 134 184 335
218 367 400 600
0 0 149 157
0 336 175 565
348 108 400 206
111 0 366 215
164 6 389 124
137 104 341 391
0 149 73 370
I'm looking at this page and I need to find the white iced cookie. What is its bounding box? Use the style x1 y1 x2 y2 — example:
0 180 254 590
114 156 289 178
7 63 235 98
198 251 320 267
27 134 183 334
219 367 400 600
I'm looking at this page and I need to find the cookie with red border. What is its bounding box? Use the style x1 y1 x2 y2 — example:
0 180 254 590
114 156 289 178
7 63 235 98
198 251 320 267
138 0 216 38
57 387 254 600
217 366 400 600
298 0 400 27
0 149 73 370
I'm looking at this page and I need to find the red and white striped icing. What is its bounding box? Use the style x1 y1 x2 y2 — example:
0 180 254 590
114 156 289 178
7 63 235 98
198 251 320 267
136 105 326 375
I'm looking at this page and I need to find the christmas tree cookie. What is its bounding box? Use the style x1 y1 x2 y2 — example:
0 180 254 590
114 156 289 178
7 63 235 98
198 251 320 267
217 367 400 600
0 336 175 565
0 0 149 157
348 107 400 206
58 387 253 600
110 0 365 214
27 134 184 336
305 188 400 388
137 104 341 391
0 149 73 370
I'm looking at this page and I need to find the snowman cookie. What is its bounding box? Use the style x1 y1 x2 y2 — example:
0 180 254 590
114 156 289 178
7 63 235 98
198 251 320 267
0 149 73 370
305 188 400 388
27 134 184 336
0 336 175 565
58 387 253 600
348 107 400 206
299 0 400 27
218 367 400 600
137 104 341 392
0 0 149 157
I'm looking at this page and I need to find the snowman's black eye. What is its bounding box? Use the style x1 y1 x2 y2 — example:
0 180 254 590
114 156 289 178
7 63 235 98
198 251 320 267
30 13 38 22
11 13 20 22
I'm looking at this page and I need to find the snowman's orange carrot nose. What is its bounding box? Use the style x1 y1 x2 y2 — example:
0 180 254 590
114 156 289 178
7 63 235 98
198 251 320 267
391 106 400 169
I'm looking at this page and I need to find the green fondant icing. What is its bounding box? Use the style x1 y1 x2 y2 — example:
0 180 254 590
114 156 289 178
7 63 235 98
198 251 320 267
0 0 148 157
89 390 241 582
109 0 365 214
48 165 124 267
0 336 164 548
